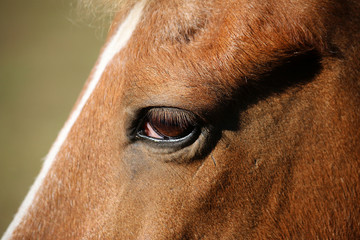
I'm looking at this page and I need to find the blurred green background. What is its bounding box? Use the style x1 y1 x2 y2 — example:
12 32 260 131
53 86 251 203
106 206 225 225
0 0 106 234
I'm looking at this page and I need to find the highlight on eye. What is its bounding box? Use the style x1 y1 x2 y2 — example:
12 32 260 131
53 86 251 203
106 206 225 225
138 107 198 141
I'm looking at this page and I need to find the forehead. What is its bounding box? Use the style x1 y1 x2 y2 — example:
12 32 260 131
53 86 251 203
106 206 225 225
105 0 333 114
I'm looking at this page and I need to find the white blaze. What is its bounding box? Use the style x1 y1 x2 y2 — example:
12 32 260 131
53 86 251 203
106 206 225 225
2 1 146 239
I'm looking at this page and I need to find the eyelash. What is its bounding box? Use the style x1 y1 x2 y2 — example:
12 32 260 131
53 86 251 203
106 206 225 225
146 108 196 135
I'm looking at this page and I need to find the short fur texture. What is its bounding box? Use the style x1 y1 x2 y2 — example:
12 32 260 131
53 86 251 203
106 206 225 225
4 0 360 239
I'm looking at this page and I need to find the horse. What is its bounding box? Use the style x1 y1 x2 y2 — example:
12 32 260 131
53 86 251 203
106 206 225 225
3 0 360 239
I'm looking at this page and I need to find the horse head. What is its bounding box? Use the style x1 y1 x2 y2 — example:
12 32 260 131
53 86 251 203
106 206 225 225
3 0 360 239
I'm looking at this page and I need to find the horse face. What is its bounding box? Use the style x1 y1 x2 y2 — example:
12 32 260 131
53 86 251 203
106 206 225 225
4 0 360 239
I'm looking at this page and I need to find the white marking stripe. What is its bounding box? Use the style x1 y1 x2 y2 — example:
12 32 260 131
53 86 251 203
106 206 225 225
2 1 146 239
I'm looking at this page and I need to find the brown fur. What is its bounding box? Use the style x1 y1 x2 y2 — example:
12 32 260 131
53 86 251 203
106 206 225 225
8 0 360 239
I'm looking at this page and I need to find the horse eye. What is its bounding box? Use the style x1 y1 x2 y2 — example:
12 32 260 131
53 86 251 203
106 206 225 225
143 117 194 140
137 108 197 141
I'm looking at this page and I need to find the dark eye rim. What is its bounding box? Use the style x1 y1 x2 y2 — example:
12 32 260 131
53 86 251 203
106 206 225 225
133 107 202 148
